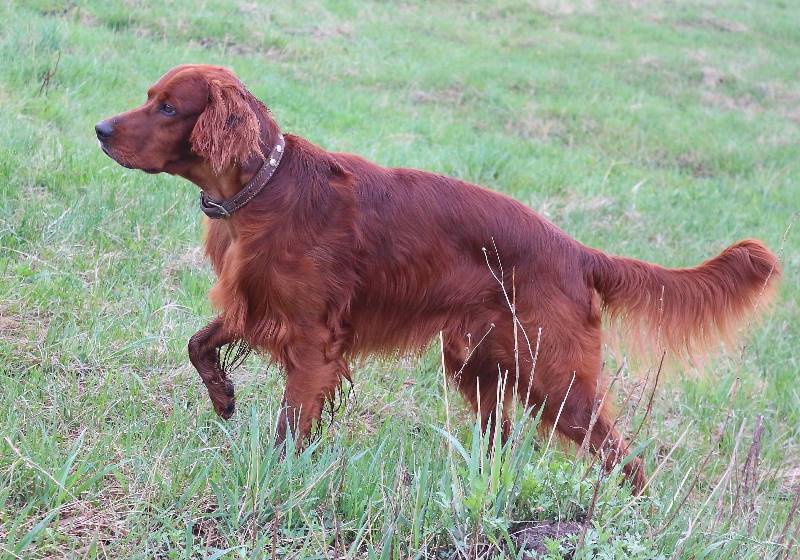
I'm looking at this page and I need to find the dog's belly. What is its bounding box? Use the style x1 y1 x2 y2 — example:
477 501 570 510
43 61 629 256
345 262 498 357
347 299 446 356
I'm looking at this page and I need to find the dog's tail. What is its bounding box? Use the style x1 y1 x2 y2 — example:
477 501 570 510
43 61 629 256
585 239 780 357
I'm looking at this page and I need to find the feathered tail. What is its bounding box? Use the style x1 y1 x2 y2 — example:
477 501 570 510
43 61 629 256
586 239 780 357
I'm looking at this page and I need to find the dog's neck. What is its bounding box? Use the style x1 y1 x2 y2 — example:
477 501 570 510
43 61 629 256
182 107 282 202
181 162 250 201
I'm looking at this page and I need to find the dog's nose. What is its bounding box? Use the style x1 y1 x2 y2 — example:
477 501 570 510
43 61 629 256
95 120 113 140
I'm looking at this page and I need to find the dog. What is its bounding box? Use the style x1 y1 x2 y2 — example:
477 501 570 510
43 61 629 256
97 64 779 492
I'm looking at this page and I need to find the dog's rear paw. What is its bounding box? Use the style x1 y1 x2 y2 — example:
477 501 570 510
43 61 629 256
624 458 647 495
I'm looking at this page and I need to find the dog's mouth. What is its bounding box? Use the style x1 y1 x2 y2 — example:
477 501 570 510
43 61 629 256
99 141 131 169
98 141 159 174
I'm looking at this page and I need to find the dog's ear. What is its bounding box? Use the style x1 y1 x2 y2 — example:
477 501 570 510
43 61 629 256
190 79 262 174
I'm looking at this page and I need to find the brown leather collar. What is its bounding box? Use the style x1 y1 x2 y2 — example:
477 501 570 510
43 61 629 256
199 134 286 219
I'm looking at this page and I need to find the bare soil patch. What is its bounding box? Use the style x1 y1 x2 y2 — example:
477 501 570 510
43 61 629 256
410 84 471 107
675 14 748 34
194 37 291 61
511 520 584 557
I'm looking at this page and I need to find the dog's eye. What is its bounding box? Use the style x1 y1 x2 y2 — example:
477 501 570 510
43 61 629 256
159 103 176 116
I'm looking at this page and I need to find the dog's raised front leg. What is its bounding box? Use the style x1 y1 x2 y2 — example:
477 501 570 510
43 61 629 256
188 316 238 419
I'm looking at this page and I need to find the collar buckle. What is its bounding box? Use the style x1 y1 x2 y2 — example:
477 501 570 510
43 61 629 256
199 133 286 220
200 194 231 218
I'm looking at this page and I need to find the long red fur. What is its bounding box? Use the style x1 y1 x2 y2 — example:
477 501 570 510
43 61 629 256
100 65 781 493
587 239 779 358
205 135 779 364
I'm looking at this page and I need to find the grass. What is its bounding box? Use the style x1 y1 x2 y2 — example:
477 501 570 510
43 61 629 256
1 0 799 557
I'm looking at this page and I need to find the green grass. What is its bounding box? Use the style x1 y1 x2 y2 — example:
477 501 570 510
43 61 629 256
1 0 799 558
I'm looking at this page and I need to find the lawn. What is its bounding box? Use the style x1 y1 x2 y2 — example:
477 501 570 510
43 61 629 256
1 0 798 558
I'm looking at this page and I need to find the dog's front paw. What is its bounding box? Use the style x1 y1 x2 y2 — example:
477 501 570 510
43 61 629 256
208 380 236 419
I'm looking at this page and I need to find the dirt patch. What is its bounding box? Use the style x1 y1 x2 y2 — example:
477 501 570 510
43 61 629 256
786 107 800 124
641 148 715 179
757 81 800 124
675 151 714 178
532 0 597 17
0 314 19 337
759 81 800 106
191 501 228 550
506 107 597 146
194 37 290 60
0 307 50 350
779 463 800 493
192 516 227 549
637 55 665 72
410 84 471 106
675 14 748 34
238 2 265 15
40 5 101 27
562 192 615 215
57 501 128 543
701 66 726 88
511 520 584 556
506 114 567 142
285 23 354 41
53 480 131 548
21 181 51 201
700 90 760 115
161 246 208 281
159 245 214 298
695 66 761 117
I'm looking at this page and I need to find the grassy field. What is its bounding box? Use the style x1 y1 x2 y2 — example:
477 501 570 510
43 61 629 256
1 0 799 558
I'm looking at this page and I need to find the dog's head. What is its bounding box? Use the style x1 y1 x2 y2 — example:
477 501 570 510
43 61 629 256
96 64 263 176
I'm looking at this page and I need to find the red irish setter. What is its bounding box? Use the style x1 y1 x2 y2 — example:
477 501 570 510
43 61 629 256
97 64 779 492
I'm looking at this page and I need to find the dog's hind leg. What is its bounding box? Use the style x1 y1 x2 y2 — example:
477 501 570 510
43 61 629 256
443 327 513 445
516 319 646 494
188 316 238 419
542 373 646 494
